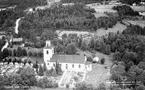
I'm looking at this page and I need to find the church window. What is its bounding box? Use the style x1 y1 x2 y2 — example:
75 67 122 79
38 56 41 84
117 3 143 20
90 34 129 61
46 50 49 54
66 64 68 69
53 64 55 67
79 65 81 68
72 64 74 68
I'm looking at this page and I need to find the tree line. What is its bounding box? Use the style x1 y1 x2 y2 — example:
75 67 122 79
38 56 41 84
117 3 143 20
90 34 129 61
113 5 139 17
122 25 145 35
18 4 119 42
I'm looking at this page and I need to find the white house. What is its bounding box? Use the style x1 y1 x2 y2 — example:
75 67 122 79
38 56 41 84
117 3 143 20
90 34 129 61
43 40 92 71
93 56 99 63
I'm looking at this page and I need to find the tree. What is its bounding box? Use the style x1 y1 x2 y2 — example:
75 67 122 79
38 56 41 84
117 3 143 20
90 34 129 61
41 30 58 41
2 48 9 58
33 61 39 73
55 44 64 54
111 42 117 52
75 82 94 90
28 51 32 56
62 33 67 39
37 76 58 88
138 62 145 70
22 49 27 56
13 49 17 56
55 61 62 75
38 65 44 76
97 83 106 90
104 44 111 55
44 68 57 77
127 65 143 88
0 75 5 89
18 67 37 87
89 38 95 49
100 58 105 64
136 85 145 90
65 43 77 54
17 47 23 57
81 41 89 51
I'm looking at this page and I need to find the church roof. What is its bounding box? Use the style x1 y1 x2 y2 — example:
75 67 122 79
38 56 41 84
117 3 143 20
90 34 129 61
50 54 86 64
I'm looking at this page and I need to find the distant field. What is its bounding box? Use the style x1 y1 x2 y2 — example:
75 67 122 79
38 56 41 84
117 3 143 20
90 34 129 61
127 20 145 28
85 51 112 88
131 6 145 12
95 22 127 36
94 13 108 18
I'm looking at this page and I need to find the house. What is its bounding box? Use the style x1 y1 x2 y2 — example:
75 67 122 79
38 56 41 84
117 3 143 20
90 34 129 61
93 56 99 63
12 38 23 45
43 40 92 71
0 31 6 40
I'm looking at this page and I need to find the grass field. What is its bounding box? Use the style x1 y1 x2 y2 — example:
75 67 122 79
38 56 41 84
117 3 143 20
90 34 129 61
84 51 112 88
95 22 127 36
131 6 145 12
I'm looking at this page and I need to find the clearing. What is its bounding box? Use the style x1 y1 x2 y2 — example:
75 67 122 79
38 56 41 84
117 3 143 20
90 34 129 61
95 22 127 36
84 51 113 88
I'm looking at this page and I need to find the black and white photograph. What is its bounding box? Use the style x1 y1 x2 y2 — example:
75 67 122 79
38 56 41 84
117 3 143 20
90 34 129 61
0 0 145 90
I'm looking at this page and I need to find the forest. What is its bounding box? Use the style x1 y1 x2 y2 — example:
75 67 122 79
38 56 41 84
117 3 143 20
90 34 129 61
113 5 139 17
123 25 145 35
17 4 118 41
120 0 142 5
0 0 47 9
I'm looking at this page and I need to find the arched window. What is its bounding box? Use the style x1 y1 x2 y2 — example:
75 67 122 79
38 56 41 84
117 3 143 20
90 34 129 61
66 64 68 69
46 50 49 54
72 64 74 68
79 65 81 68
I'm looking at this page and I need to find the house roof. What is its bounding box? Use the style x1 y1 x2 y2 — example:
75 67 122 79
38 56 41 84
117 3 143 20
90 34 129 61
13 38 23 42
50 54 86 64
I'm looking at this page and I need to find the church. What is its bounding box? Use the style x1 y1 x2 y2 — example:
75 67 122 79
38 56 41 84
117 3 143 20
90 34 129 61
43 40 92 71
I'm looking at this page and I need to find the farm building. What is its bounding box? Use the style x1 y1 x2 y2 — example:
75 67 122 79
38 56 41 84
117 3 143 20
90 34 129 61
43 40 92 71
12 38 23 45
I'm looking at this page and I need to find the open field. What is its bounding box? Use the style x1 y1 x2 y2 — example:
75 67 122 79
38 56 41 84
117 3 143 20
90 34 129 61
127 20 145 28
131 6 145 12
94 13 108 18
95 22 127 36
84 51 113 87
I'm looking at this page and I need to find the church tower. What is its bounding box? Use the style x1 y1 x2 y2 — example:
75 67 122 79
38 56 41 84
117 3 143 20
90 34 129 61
43 40 54 65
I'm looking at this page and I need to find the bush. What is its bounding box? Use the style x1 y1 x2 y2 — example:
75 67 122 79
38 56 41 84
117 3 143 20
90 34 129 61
100 58 105 64
28 51 32 56
37 76 58 88
38 52 43 57
44 68 57 77
32 52 38 57
87 56 93 62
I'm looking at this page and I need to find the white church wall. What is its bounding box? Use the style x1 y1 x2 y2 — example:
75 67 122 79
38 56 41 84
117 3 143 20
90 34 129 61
46 62 87 71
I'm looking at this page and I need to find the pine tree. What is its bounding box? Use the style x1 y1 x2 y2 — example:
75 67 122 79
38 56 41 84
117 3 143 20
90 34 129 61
105 44 111 55
38 65 44 76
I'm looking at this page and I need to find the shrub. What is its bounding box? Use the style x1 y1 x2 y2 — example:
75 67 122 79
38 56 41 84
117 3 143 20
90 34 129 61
87 56 93 62
100 58 105 64
28 51 32 56
38 52 43 57
37 76 58 88
44 68 57 77
32 52 37 57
